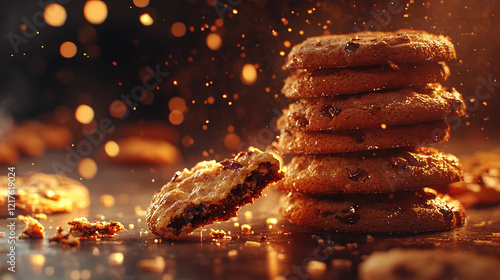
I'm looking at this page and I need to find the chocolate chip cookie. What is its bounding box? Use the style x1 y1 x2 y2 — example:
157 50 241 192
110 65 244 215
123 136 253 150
283 62 450 98
279 188 465 234
286 29 457 69
279 84 465 131
277 121 450 154
146 150 283 239
0 173 90 217
277 147 462 194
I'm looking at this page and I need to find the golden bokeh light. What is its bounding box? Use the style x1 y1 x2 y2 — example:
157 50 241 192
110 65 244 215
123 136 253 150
60 41 77 58
84 0 108 25
182 135 194 147
133 0 150 8
44 3 67 27
109 100 127 118
224 133 241 151
171 22 186 37
169 110 184 125
206 33 222 51
75 104 94 124
168 97 187 112
104 141 120 157
78 158 98 179
241 64 258 85
139 13 154 26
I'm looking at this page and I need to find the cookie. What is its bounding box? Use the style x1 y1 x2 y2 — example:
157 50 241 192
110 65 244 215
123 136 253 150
283 62 450 98
21 121 73 150
286 29 457 69
448 148 500 207
0 141 18 165
277 121 450 154
278 84 465 131
279 188 466 234
0 173 90 217
359 249 500 280
146 150 283 239
277 147 462 194
106 136 182 165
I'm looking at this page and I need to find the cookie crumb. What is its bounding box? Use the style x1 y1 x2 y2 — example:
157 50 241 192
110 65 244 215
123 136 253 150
210 229 226 239
68 217 124 238
48 227 81 248
19 217 44 239
241 224 251 232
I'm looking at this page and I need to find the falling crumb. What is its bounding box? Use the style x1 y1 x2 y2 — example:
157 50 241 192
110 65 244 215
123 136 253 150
100 194 116 207
306 260 327 274
108 253 124 266
266 218 278 225
227 250 238 257
244 241 261 247
241 224 251 232
138 256 166 273
331 259 352 269
19 217 45 239
210 229 226 238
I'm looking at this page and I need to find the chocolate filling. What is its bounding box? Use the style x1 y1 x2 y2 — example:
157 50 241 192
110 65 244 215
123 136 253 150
220 159 243 170
167 162 281 235
345 42 360 53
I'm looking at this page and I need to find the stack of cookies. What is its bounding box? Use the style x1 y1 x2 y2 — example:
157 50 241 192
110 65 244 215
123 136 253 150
276 30 467 234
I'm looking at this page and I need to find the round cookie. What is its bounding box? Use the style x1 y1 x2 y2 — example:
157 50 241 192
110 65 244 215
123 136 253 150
279 188 466 234
0 173 90 217
283 62 450 98
277 121 450 155
278 84 465 131
146 150 283 239
277 147 462 194
286 29 457 69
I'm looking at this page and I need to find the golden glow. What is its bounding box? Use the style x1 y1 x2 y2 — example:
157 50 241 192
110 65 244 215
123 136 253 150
78 158 98 179
139 13 154 26
60 41 77 58
75 104 94 124
241 64 257 85
171 22 186 37
168 97 187 112
84 1 108 25
44 4 67 27
206 33 222 51
224 133 241 151
104 141 120 157
169 110 184 125
109 100 127 118
133 0 150 8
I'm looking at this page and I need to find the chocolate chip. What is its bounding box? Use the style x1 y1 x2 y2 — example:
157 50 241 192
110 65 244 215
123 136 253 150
350 131 365 143
391 152 422 171
348 169 369 182
220 159 243 170
345 42 360 53
320 105 341 119
335 204 360 225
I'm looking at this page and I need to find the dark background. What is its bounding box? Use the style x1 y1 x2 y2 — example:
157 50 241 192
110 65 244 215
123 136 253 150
1 0 499 159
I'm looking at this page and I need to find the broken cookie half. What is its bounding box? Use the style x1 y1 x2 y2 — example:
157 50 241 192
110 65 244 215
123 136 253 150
146 150 283 239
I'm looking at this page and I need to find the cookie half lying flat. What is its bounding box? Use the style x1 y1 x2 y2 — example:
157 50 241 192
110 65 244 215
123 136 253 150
279 188 465 234
146 150 283 239
283 62 450 98
286 29 456 69
277 121 450 154
278 84 465 131
0 173 90 217
277 148 462 194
